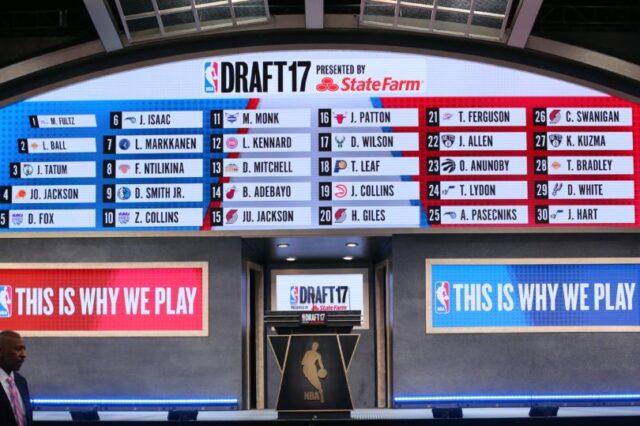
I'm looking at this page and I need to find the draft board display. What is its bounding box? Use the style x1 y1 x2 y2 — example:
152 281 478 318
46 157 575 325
426 258 640 333
0 50 638 233
0 262 208 336
271 269 369 328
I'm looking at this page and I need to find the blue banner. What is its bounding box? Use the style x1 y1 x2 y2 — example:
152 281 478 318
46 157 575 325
427 260 640 332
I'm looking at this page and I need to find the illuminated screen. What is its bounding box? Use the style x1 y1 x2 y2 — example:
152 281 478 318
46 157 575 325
0 49 638 233
0 262 208 336
426 258 640 333
271 268 368 328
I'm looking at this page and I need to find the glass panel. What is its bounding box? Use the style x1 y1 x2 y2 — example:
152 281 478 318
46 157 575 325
471 14 502 29
162 11 196 28
127 15 161 32
195 0 226 5
238 0 267 5
399 3 433 21
438 0 472 10
234 4 267 19
119 0 155 16
198 6 232 23
363 3 395 19
402 0 435 7
474 0 509 15
157 0 192 9
434 9 468 25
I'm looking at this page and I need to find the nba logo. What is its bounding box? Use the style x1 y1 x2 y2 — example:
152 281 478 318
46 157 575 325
204 61 218 93
435 281 450 314
0 285 12 318
289 286 298 304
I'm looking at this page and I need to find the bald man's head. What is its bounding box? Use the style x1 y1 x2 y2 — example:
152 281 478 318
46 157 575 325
0 330 27 374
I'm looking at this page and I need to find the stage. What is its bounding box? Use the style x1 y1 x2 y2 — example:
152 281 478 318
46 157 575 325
33 407 640 424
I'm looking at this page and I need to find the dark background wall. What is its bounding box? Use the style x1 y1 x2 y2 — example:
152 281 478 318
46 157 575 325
392 233 640 396
1 237 243 399
11 232 640 404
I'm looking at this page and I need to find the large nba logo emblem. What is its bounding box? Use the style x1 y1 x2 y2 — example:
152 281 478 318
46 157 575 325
290 286 299 304
204 61 219 93
0 286 12 318
435 281 450 314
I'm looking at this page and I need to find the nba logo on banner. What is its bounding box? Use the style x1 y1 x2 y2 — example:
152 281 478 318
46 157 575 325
435 281 450 314
204 61 219 93
290 286 298 304
0 286 12 318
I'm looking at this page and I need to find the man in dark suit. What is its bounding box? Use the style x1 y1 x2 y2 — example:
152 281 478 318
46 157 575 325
0 330 32 426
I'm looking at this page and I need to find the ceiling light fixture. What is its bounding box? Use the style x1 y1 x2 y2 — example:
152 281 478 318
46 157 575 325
276 243 290 248
343 256 354 261
285 257 296 262
345 242 359 247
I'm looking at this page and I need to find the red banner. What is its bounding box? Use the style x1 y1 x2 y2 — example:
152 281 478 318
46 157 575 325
0 263 208 336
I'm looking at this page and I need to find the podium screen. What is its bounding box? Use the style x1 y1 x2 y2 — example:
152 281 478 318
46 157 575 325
271 268 369 328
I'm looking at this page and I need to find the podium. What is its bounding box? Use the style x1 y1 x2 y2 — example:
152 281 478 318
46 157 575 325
265 310 361 419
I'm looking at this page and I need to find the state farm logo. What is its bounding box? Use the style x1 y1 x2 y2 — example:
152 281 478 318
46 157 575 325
316 77 339 92
315 75 422 93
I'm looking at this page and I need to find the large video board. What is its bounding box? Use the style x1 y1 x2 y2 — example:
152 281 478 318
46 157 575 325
0 50 638 233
